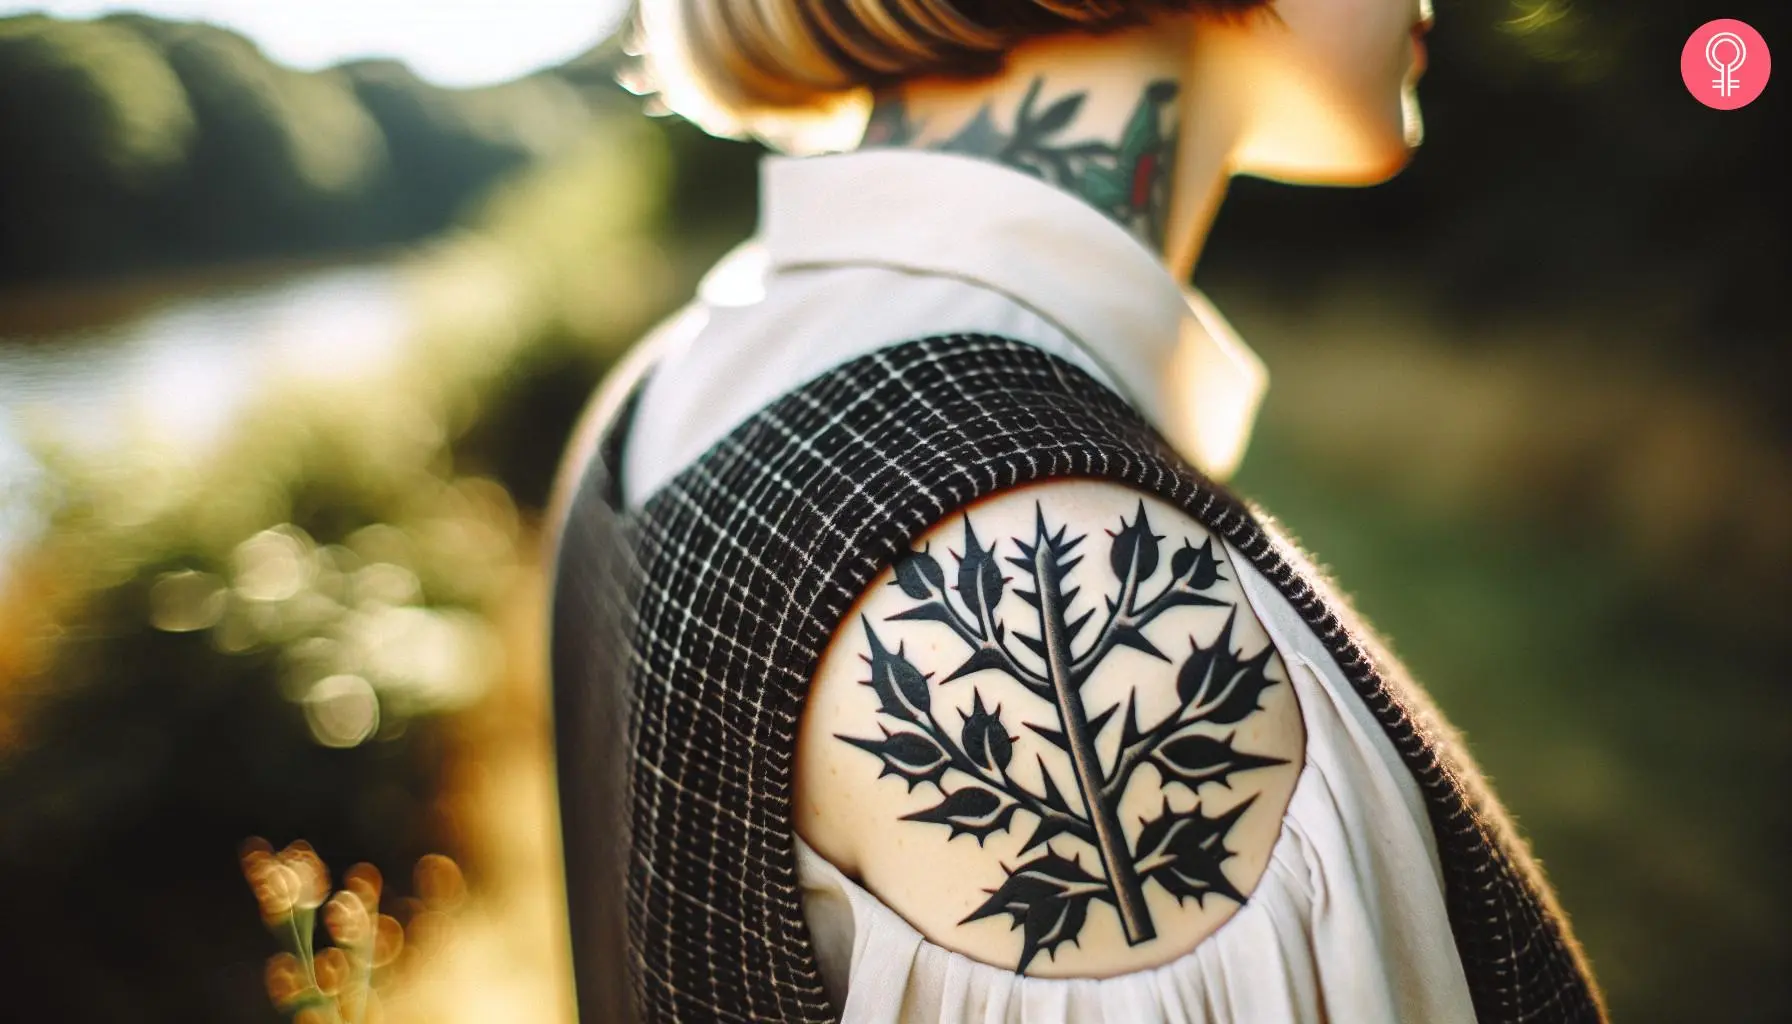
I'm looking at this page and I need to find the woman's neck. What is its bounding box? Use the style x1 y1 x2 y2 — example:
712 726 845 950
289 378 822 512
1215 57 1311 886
858 19 1240 280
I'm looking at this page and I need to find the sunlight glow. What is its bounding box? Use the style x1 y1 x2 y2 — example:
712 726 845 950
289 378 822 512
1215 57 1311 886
3 0 629 86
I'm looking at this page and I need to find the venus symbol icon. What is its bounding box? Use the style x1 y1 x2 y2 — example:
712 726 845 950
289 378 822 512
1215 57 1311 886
1683 20 1771 110
1707 32 1747 97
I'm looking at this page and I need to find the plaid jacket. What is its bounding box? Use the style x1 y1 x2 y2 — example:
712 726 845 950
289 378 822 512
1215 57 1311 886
550 335 1606 1023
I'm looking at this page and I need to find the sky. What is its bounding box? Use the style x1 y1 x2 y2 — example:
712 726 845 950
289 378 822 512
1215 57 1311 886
4 0 629 86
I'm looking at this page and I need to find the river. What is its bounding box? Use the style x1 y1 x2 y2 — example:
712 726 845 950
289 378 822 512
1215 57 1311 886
0 265 411 579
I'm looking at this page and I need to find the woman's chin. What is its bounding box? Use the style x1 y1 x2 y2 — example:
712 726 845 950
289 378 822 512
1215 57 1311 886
1354 130 1422 185
1237 92 1420 187
1242 131 1416 187
1343 96 1425 184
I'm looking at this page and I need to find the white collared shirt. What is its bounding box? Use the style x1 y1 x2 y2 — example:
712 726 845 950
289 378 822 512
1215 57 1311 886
616 150 1474 1024
621 150 1266 509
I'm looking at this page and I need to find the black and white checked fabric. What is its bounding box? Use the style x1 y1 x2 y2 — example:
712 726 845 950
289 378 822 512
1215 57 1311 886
551 334 1606 1023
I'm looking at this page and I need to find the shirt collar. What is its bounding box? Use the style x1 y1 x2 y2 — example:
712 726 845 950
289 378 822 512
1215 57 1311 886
759 149 1268 480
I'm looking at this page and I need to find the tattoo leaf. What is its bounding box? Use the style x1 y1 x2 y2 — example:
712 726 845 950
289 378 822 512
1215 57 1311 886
1176 608 1279 725
888 600 957 628
862 618 931 722
1119 82 1177 160
1109 501 1163 583
1133 797 1251 908
1031 94 1084 137
902 785 1019 844
1170 538 1223 592
840 727 950 790
960 691 1014 773
1154 589 1229 613
955 516 1006 626
960 850 1109 972
893 546 946 600
941 645 1009 684
1015 77 1043 124
1152 732 1288 791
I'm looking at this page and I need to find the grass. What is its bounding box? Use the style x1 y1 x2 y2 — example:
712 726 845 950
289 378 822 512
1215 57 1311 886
1227 295 1792 1022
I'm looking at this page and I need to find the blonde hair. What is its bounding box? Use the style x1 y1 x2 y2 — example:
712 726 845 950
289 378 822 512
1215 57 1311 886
631 0 1266 151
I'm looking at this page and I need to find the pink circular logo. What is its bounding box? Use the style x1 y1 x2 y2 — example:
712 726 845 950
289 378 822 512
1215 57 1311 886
1682 19 1771 110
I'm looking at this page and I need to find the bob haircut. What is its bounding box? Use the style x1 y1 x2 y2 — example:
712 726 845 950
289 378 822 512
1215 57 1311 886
632 0 1271 151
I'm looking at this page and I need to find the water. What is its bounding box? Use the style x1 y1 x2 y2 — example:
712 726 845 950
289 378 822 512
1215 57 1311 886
0 265 412 578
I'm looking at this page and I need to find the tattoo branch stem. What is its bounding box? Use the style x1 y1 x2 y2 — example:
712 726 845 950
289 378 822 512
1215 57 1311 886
1073 569 1141 685
1073 547 1216 683
1032 535 1155 943
944 605 1053 698
921 701 1096 847
898 563 1054 697
1102 703 1176 804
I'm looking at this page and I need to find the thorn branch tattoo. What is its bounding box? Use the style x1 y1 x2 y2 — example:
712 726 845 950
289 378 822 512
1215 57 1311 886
838 500 1290 971
862 76 1182 248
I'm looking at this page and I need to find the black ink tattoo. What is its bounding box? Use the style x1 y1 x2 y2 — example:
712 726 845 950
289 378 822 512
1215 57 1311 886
863 78 1180 247
837 502 1289 972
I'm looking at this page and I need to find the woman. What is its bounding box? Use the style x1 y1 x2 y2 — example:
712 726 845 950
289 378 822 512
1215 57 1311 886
549 1 1605 1021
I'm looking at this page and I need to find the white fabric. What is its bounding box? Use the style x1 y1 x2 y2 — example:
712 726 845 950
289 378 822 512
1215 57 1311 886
621 150 1266 509
617 150 1475 1022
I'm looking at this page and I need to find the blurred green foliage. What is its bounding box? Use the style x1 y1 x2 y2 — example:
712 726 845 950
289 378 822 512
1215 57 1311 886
0 13 623 282
0 2 1788 1022
0 59 705 1023
0 14 194 181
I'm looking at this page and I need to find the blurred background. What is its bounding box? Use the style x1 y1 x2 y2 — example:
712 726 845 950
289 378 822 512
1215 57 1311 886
0 0 1785 1020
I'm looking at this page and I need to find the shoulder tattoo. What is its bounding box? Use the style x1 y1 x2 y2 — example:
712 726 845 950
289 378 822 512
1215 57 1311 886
828 488 1302 973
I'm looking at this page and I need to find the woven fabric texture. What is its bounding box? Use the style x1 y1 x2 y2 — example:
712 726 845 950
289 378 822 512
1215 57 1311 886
550 334 1605 1023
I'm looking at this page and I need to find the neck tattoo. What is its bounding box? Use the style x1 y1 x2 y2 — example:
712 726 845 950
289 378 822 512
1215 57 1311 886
864 77 1181 250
